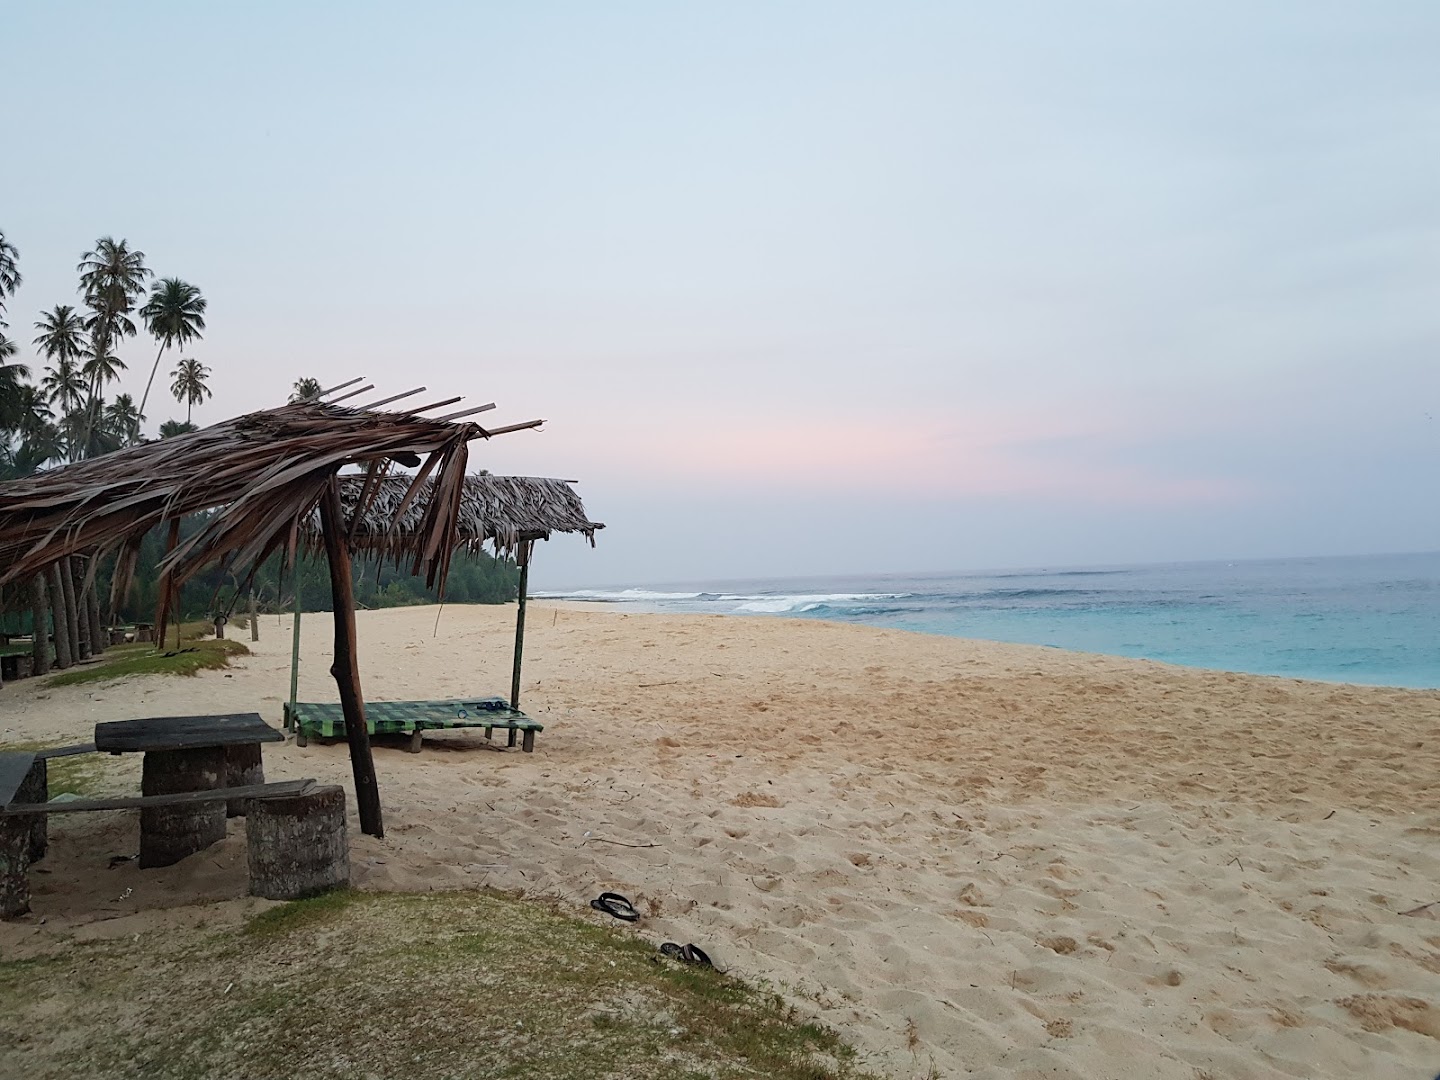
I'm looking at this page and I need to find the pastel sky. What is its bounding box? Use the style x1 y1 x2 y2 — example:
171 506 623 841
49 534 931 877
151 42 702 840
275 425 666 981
4 2 1437 587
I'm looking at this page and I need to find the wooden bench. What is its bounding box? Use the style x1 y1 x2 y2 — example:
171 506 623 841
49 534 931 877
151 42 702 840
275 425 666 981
0 757 318 919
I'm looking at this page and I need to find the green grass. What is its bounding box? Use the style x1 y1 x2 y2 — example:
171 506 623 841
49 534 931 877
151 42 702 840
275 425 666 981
0 890 883 1080
46 638 249 687
0 740 112 797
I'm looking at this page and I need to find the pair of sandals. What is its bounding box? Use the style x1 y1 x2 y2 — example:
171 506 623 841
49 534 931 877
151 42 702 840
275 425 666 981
588 892 713 969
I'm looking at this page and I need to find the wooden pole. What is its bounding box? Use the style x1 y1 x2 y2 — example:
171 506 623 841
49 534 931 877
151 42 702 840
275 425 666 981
287 566 302 728
60 558 83 662
49 564 72 670
70 559 92 661
30 576 50 676
84 564 104 655
318 477 383 837
249 590 260 642
510 541 531 711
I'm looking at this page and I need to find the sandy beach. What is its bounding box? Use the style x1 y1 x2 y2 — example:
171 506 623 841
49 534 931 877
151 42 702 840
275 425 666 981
1 603 1437 1079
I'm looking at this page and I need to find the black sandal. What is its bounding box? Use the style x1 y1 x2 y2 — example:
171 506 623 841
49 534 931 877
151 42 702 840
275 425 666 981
590 892 640 922
682 943 713 968
659 941 713 968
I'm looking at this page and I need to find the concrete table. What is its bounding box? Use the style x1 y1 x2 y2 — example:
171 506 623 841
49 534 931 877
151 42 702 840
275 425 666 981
95 713 284 868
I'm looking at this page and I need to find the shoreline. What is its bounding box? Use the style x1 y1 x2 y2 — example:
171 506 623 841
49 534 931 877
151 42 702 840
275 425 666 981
545 598 1440 692
3 602 1437 1078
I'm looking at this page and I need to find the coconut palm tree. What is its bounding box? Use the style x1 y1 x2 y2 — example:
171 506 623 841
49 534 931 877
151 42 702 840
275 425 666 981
139 278 205 419
158 418 197 439
9 383 52 443
78 237 149 450
41 356 86 416
33 305 88 367
81 333 127 394
170 357 211 424
289 376 323 403
0 351 30 434
103 393 143 445
0 230 19 319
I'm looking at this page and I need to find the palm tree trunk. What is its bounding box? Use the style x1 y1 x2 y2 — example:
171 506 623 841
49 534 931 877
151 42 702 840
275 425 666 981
30 575 51 676
84 559 105 655
68 559 91 661
49 564 72 670
138 341 165 421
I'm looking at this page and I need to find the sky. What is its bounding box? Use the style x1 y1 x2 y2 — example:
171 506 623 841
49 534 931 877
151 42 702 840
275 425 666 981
3 2 1438 588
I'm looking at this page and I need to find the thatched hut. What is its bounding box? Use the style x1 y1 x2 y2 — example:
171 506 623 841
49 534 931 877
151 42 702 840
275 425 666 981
288 473 602 718
0 395 544 836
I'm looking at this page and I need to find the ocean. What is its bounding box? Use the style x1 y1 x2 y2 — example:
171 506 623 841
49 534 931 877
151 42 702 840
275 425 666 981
537 552 1440 689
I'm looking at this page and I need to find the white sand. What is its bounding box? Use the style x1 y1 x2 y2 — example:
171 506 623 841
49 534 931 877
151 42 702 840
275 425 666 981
2 603 1437 1079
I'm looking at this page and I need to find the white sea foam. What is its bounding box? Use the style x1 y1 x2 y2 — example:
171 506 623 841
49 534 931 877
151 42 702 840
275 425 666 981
530 588 706 602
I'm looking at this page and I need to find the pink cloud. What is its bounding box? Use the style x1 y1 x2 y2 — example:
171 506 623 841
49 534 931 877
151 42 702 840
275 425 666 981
565 407 1253 506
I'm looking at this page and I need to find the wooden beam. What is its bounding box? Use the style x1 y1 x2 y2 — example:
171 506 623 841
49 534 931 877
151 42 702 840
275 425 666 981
479 419 545 437
357 387 426 410
327 384 376 404
404 396 464 415
432 403 496 422
318 475 384 837
287 561 302 729
510 540 531 711
316 377 366 398
2 779 317 817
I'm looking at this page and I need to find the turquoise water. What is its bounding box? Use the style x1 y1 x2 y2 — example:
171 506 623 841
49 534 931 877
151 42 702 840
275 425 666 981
539 552 1440 689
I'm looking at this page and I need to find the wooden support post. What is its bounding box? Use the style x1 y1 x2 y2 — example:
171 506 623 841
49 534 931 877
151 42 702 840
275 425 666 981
287 566 302 730
59 557 82 663
49 564 72 670
249 590 260 642
510 541 531 711
83 557 105 657
71 559 92 662
318 477 384 838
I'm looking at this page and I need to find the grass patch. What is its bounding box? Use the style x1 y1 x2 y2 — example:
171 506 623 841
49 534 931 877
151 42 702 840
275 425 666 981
0 890 883 1080
242 887 364 937
0 741 112 797
47 638 249 687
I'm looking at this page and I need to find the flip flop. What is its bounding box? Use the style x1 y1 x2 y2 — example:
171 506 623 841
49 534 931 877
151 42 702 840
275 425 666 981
682 943 713 968
589 892 640 922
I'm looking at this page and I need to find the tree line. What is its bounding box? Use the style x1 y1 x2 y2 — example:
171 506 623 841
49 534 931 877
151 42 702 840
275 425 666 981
0 230 209 471
0 232 518 676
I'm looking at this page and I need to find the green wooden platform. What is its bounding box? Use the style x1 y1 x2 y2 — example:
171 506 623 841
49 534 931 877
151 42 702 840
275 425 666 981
284 697 543 753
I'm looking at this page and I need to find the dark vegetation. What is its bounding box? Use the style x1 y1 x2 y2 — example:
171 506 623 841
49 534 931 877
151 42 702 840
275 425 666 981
0 512 520 636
